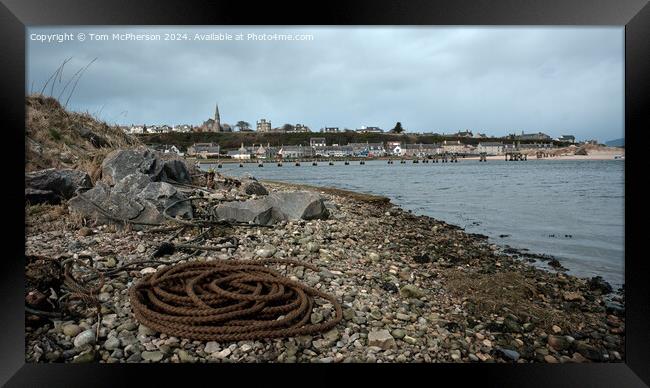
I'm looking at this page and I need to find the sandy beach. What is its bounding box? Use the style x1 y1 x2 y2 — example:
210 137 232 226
463 148 624 161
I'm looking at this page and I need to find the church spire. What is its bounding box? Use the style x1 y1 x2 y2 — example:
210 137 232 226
214 102 221 132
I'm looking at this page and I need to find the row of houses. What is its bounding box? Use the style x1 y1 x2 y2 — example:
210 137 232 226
125 122 578 145
186 139 558 159
125 124 194 134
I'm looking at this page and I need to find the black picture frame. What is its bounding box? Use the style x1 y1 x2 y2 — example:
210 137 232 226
1 0 648 386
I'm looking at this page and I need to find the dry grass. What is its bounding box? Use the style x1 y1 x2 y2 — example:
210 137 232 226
444 270 585 332
25 94 140 175
25 203 88 231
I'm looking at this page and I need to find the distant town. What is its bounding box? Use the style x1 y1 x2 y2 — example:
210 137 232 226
123 103 602 159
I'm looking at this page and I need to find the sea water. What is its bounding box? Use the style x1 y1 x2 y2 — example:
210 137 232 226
203 159 625 287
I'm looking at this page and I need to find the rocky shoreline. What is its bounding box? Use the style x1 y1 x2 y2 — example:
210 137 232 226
25 155 625 364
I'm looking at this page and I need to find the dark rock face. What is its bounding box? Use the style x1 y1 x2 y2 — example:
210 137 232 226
240 178 269 196
575 341 603 361
101 149 163 185
68 173 191 227
25 188 59 205
213 191 329 225
78 127 109 148
160 159 192 184
102 148 192 186
587 276 613 294
25 168 93 204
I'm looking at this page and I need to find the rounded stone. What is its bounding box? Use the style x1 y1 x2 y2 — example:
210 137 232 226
62 324 82 338
73 329 96 348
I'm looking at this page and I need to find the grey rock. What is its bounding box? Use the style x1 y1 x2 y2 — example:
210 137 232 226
177 349 196 363
25 168 92 204
79 127 109 148
213 197 275 225
399 285 426 299
68 173 192 227
204 341 221 354
101 148 163 185
142 350 164 362
547 335 570 351
323 329 340 343
138 324 156 336
367 329 396 350
214 191 329 225
136 180 193 219
605 301 625 315
587 276 613 294
119 332 138 347
503 317 522 333
72 349 96 363
160 159 192 184
311 312 324 324
497 348 520 362
73 329 96 348
306 242 320 253
342 309 356 321
575 341 604 361
126 352 142 362
117 321 137 331
396 313 410 321
241 178 269 196
62 324 82 338
110 349 124 359
256 246 276 258
403 335 418 345
103 336 121 351
215 348 231 359
391 329 406 339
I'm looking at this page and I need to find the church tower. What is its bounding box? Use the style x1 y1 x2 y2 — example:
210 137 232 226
213 103 221 132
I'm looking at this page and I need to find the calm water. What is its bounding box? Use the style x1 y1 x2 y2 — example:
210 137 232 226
203 159 625 287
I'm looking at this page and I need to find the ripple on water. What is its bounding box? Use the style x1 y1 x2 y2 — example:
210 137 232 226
205 160 624 286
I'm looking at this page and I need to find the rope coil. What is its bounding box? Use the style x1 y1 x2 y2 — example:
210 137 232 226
129 259 342 342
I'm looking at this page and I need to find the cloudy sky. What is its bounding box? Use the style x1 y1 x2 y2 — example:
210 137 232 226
27 26 623 141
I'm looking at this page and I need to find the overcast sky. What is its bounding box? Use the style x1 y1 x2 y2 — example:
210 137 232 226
27 26 623 141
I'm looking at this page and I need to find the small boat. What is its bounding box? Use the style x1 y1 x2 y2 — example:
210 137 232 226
614 155 624 160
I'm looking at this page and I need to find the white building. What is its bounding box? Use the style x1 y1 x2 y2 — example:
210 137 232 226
129 125 145 134
227 143 252 159
477 142 505 155
310 137 327 147
173 124 192 133
386 141 402 156
442 140 465 153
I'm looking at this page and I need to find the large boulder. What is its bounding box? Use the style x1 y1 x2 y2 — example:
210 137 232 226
213 199 276 225
213 191 328 225
25 168 93 204
269 191 329 220
137 181 192 218
240 178 269 196
68 173 191 227
101 149 163 185
102 148 191 185
160 159 192 184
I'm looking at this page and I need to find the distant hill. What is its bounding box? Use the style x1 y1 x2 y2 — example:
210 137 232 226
605 138 624 147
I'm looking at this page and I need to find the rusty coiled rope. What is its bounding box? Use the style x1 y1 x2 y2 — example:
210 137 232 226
129 259 342 341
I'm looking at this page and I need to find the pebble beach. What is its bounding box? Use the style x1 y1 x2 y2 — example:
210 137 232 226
25 178 625 364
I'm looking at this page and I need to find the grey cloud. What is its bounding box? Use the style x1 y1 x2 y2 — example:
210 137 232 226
27 26 623 141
